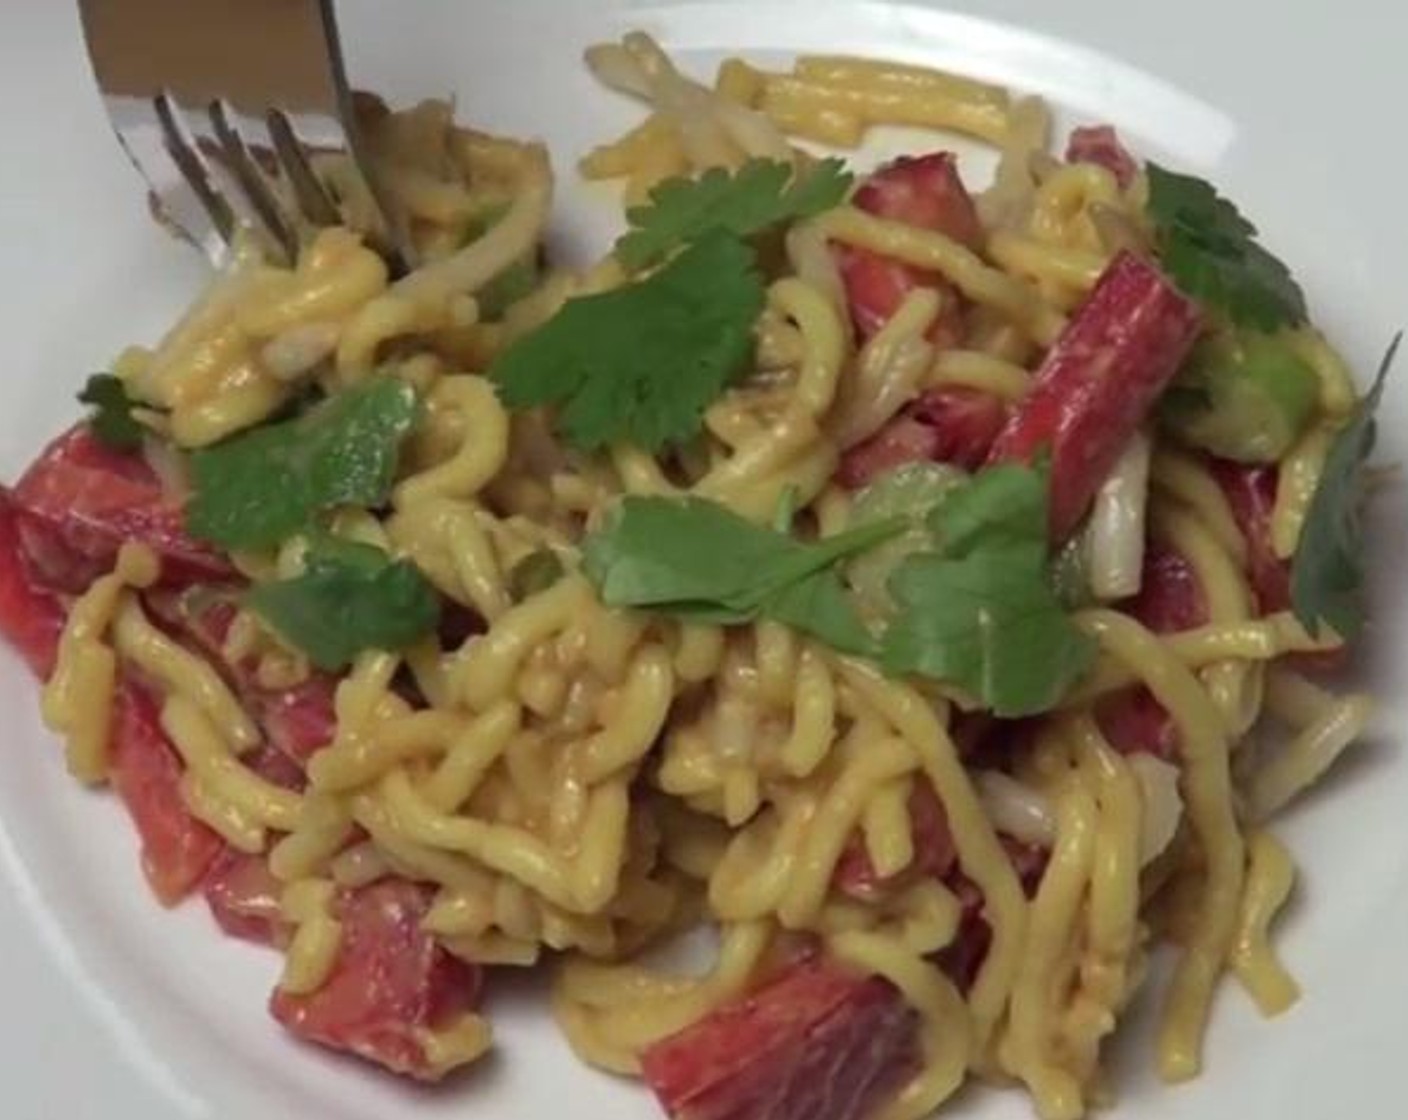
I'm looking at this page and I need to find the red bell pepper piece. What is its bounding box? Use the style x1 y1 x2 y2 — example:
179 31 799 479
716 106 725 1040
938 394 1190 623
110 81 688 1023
108 681 225 905
837 152 982 347
1096 541 1208 761
987 251 1203 540
204 848 287 945
833 779 957 901
270 880 485 1081
641 957 919 1120
0 489 67 678
838 386 1008 489
11 425 232 592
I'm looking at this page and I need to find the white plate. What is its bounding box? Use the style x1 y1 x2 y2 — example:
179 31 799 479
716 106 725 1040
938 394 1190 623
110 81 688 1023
1 1 1405 1116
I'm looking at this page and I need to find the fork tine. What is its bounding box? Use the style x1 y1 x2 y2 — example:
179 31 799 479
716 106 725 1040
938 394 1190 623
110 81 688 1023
174 95 291 264
266 108 342 228
276 106 412 275
208 100 299 264
151 91 236 254
79 0 416 274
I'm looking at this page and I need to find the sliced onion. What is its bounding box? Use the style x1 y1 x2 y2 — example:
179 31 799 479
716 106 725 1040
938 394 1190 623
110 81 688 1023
1084 429 1152 600
1128 753 1183 867
974 770 1056 847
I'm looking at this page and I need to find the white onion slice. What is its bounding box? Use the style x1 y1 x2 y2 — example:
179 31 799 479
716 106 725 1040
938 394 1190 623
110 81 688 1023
1085 429 1152 600
974 770 1056 847
1129 752 1184 866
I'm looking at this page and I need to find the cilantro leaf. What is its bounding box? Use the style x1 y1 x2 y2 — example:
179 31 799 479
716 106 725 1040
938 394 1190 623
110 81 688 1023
78 374 146 452
1290 332 1398 639
245 537 440 671
490 231 765 452
1146 162 1307 330
581 495 900 655
615 158 852 271
186 378 418 551
880 463 1096 717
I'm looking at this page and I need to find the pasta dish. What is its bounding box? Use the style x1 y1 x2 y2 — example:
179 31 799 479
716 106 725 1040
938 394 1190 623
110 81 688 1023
0 32 1390 1120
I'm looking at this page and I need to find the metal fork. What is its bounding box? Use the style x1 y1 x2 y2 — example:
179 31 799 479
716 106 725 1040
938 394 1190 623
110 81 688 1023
77 0 411 271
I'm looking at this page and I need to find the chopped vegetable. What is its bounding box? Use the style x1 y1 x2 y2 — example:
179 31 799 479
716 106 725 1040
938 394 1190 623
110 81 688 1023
1095 541 1207 762
491 230 765 452
508 547 565 600
148 591 339 765
1145 162 1307 330
1162 330 1319 462
476 256 540 320
834 779 956 900
837 386 1006 489
1289 333 1398 638
880 462 1097 717
457 203 541 320
581 495 902 656
1083 430 1152 600
77 373 146 452
837 152 981 345
845 460 965 621
616 158 852 270
851 153 985 251
186 378 419 551
1049 536 1095 611
109 680 225 905
641 957 918 1120
0 489 67 677
245 536 441 671
987 251 1203 540
1212 461 1286 621
270 880 486 1081
14 425 233 592
203 848 288 946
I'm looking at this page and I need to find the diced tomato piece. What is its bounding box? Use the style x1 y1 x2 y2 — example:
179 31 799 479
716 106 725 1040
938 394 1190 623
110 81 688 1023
12 426 232 592
108 681 224 905
988 252 1203 540
204 849 287 945
837 152 982 346
0 489 67 678
1065 125 1138 189
641 958 918 1120
1097 542 1207 761
837 387 1007 489
834 779 956 901
270 880 485 1081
